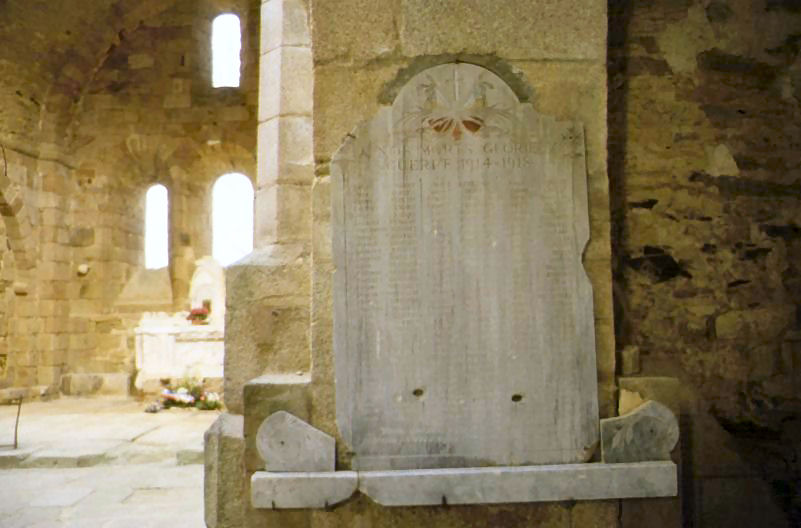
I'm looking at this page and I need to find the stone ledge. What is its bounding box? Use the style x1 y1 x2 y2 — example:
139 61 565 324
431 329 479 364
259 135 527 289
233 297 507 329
251 461 677 509
0 385 51 404
252 471 358 509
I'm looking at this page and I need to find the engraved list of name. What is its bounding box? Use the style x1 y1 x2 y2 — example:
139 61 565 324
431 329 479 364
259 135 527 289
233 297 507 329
332 63 599 471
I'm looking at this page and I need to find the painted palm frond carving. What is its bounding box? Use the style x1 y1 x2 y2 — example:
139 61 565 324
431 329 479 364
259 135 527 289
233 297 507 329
397 74 516 140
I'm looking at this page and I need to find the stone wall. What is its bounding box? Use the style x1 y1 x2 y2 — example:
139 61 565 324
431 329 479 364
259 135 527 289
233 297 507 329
0 0 258 393
611 0 801 525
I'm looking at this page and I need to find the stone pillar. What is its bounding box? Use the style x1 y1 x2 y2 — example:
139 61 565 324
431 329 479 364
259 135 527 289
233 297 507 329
208 3 315 527
222 0 314 413
255 0 313 248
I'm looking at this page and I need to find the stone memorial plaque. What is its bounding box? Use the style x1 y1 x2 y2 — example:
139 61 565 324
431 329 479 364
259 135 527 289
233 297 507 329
332 63 598 470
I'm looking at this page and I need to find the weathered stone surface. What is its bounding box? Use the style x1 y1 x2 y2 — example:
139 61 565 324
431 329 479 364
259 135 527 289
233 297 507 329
257 116 314 187
399 0 606 61
601 401 679 464
0 385 49 404
128 53 154 69
261 0 310 54
257 411 335 472
251 471 357 509
332 62 598 470
358 462 677 506
259 46 313 122
699 476 791 528
705 144 739 177
610 0 801 519
0 445 41 469
204 413 244 528
243 374 311 473
114 268 173 311
22 440 123 468
223 246 310 414
621 497 683 528
618 377 682 417
255 183 312 245
715 306 795 341
618 389 647 417
310 0 400 63
60 373 129 397
621 345 641 375
67 227 95 247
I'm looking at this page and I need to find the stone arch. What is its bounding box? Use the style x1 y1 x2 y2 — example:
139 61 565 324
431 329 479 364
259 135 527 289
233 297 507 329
126 139 257 309
211 172 255 266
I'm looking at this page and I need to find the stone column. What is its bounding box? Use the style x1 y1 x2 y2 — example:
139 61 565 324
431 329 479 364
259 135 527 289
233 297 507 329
223 0 313 413
208 3 315 527
255 0 313 248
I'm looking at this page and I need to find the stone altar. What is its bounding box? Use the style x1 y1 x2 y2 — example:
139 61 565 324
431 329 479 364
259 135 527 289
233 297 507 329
332 63 599 470
134 257 226 391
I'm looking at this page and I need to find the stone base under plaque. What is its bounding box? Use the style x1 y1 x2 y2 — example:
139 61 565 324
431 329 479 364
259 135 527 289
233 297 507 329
251 461 677 509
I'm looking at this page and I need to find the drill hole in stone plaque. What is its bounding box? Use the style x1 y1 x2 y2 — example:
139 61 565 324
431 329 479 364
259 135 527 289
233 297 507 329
511 394 524 403
412 388 425 398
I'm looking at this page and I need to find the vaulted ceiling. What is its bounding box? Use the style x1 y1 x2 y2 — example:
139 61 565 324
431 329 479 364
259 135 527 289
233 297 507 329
0 0 180 152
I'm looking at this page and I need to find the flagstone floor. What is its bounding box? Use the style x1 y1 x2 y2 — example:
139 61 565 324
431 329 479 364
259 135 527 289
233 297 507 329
0 398 219 528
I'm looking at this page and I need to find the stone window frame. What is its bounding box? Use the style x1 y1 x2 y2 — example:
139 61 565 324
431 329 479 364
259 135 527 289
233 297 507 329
211 172 254 266
144 183 169 270
211 13 242 88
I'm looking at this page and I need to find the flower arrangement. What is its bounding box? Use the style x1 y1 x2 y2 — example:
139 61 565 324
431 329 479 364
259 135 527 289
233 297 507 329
145 377 223 413
186 307 209 324
187 299 211 324
160 386 222 410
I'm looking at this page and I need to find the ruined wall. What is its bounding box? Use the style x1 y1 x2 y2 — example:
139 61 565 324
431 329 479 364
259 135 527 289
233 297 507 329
610 0 801 525
0 0 258 393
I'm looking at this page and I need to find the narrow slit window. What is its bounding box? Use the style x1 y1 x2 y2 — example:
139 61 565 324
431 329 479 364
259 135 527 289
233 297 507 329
145 184 169 269
212 14 241 88
212 173 254 266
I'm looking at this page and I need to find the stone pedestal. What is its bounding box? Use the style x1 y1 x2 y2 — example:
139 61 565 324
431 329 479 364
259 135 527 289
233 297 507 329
223 245 310 414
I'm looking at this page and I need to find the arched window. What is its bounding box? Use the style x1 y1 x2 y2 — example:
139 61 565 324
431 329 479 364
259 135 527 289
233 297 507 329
212 14 241 88
145 184 169 269
212 173 253 266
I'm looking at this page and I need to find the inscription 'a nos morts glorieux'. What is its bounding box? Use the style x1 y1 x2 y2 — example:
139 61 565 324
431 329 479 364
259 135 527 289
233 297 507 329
332 63 599 470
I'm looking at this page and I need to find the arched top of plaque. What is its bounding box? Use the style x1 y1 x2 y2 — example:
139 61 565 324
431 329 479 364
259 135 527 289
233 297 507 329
393 63 520 141
331 63 598 471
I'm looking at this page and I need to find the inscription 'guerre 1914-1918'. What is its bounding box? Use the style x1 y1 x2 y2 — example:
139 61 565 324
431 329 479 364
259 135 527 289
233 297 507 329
332 63 599 470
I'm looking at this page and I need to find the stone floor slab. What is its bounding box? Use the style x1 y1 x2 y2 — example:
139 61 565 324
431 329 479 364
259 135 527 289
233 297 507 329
0 463 204 528
0 398 212 527
29 487 94 507
22 441 126 468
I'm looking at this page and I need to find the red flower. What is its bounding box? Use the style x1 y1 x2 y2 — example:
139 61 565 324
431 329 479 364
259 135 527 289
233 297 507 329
187 307 209 320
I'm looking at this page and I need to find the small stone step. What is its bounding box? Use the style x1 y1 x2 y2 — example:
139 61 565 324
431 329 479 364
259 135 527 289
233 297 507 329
0 385 51 404
21 441 124 468
0 445 41 468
